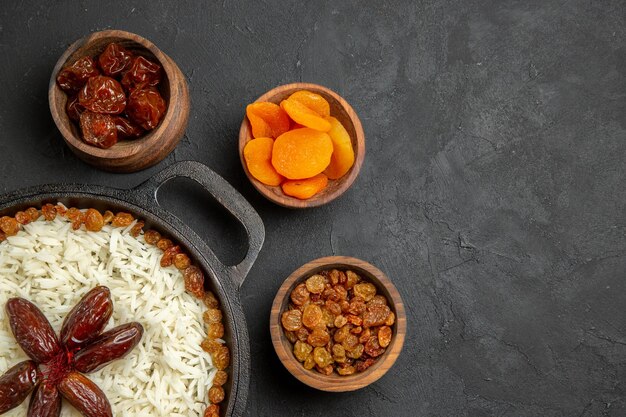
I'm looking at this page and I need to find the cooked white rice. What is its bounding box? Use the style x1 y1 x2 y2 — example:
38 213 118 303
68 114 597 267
0 213 216 417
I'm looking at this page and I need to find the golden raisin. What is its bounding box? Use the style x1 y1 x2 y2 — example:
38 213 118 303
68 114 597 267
363 305 391 328
213 370 228 387
0 216 19 236
15 211 30 225
281 309 303 331
293 340 313 362
184 265 205 298
212 345 230 370
296 328 309 342
156 237 173 251
102 210 114 224
204 404 220 417
337 364 356 376
161 245 182 267
285 330 298 344
302 304 323 329
385 311 396 326
112 212 134 227
208 386 225 404
313 347 333 368
208 322 225 339
303 354 315 370
290 283 310 306
334 315 348 328
305 274 326 294
130 220 144 237
42 204 57 221
345 270 360 288
201 339 222 354
25 207 40 222
203 308 223 324
378 325 392 348
174 253 191 270
143 229 161 245
353 282 377 302
364 336 385 358
307 327 330 347
203 291 220 309
84 208 104 232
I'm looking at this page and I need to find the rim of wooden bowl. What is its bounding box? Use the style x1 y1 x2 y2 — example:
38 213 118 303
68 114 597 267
270 256 406 392
48 29 189 173
238 83 365 209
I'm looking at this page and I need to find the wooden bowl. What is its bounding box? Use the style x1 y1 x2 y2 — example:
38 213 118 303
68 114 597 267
238 83 365 208
270 256 406 392
48 30 190 173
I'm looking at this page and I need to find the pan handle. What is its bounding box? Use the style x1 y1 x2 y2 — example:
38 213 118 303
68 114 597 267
132 161 264 289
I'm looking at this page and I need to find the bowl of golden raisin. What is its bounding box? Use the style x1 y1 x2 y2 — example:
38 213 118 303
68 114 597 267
270 256 406 392
238 83 365 208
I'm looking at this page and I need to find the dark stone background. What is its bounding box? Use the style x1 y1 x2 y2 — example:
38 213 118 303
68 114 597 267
1 1 624 416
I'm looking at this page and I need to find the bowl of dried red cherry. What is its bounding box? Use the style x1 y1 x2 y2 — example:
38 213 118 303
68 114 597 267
270 256 406 392
49 29 190 173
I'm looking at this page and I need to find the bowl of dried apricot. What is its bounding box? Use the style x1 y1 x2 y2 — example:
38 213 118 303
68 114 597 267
49 29 190 173
238 83 365 208
270 256 406 391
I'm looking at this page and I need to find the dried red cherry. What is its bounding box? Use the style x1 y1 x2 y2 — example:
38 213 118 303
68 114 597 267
98 43 133 77
66 95 84 122
79 112 118 149
121 56 162 91
113 117 144 139
126 88 166 130
79 75 126 114
56 57 100 93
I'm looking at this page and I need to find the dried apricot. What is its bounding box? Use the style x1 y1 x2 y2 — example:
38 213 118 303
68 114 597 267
287 90 330 117
281 173 328 199
243 137 284 186
272 128 333 179
280 98 331 132
324 116 355 179
246 102 290 139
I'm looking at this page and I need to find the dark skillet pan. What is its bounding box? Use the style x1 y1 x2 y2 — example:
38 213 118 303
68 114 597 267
0 160 264 417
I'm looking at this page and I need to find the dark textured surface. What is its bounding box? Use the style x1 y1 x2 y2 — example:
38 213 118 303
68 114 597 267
1 1 625 416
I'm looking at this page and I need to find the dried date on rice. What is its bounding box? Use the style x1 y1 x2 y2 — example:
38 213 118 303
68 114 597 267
290 283 310 306
281 310 303 331
302 304 323 329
